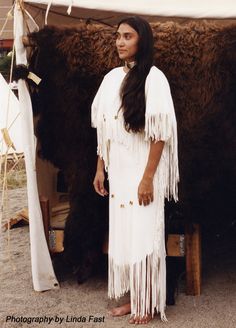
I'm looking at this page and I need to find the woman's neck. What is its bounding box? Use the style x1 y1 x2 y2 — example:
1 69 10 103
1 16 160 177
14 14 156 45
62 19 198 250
124 60 137 70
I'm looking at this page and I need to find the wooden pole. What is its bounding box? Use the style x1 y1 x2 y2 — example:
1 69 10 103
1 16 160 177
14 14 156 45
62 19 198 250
185 223 202 295
39 196 50 248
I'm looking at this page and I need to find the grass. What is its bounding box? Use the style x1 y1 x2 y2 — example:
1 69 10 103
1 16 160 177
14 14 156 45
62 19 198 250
0 156 27 190
0 54 12 82
2 169 27 189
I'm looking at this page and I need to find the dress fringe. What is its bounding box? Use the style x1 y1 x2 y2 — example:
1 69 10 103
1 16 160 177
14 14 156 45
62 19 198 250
92 66 179 323
96 111 179 201
108 242 168 321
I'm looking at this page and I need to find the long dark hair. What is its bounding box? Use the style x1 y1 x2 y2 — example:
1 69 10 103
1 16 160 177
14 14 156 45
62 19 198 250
117 16 154 133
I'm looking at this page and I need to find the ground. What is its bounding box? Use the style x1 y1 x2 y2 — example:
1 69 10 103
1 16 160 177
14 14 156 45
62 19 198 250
0 187 235 328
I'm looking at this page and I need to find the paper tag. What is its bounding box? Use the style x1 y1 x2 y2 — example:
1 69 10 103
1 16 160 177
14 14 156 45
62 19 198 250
27 71 42 85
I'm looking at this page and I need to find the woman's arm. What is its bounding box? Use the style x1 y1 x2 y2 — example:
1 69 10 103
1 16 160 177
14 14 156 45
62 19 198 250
138 140 164 206
93 156 108 196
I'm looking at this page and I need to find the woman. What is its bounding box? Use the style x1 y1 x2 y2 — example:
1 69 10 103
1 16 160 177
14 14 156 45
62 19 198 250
92 16 179 324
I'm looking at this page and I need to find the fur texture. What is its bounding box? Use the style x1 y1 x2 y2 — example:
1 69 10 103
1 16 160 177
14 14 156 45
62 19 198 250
27 21 236 287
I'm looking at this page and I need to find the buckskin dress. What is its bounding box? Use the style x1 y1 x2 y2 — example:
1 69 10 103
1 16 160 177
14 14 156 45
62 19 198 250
91 66 179 321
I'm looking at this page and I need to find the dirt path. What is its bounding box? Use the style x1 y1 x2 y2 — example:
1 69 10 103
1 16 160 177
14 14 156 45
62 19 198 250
0 188 235 328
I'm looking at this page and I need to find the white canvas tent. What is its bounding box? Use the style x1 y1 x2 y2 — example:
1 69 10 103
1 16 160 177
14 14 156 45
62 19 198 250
23 0 236 23
12 0 236 292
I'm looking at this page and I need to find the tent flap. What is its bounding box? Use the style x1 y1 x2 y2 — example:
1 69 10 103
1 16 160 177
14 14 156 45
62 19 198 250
23 0 236 19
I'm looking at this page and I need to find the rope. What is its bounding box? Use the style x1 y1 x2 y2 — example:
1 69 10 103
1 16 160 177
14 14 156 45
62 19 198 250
0 4 14 38
67 0 73 15
26 2 115 27
0 147 16 272
0 147 9 230
6 153 24 174
18 0 39 34
0 112 21 147
0 0 19 273
45 0 53 25
5 46 15 129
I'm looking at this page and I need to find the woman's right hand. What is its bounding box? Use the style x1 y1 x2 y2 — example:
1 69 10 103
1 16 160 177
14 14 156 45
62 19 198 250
93 170 108 197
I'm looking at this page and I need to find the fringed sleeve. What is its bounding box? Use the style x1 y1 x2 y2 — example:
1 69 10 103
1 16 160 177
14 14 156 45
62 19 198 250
145 67 179 201
91 77 109 168
91 78 105 128
145 67 176 142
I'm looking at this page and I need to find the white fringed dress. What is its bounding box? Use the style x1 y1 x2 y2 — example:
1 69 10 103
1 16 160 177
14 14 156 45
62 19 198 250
91 66 179 321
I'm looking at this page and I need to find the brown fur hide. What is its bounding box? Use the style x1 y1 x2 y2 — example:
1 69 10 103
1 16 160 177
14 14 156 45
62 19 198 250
27 21 236 284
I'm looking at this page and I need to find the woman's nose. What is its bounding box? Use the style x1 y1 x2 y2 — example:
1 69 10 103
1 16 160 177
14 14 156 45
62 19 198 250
116 37 125 47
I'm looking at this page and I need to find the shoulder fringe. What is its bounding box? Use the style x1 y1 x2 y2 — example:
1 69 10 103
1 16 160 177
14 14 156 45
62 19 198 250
96 111 179 202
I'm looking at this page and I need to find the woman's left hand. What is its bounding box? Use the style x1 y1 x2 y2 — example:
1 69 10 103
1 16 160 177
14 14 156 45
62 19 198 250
138 177 154 206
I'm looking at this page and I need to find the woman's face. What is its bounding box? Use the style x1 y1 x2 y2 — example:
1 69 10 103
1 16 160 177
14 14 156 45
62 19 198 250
116 23 139 62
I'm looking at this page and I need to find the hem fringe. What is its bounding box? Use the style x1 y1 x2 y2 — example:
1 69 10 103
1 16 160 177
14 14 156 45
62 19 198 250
108 248 167 321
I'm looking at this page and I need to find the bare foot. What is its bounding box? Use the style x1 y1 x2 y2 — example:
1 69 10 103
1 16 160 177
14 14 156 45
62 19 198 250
129 313 152 324
108 303 131 317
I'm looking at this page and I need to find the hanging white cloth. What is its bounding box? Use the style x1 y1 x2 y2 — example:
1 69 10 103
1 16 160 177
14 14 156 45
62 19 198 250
13 1 59 291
